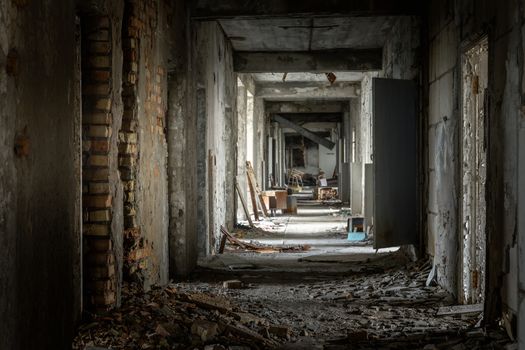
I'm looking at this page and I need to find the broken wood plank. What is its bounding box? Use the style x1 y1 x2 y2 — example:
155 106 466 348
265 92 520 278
245 162 261 221
220 225 309 253
218 229 228 254
437 304 484 316
221 225 249 249
182 292 233 314
246 161 269 217
235 178 254 227
220 320 279 348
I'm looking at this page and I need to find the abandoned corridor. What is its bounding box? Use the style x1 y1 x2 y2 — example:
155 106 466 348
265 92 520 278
0 0 524 349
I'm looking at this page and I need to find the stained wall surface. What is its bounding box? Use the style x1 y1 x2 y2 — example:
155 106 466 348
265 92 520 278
0 1 82 348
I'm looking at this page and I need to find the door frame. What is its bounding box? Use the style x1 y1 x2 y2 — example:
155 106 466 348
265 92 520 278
458 34 489 305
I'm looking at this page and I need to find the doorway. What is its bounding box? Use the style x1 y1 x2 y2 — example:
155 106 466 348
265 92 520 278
460 37 488 304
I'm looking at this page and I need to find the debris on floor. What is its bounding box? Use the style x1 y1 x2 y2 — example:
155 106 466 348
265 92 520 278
221 225 310 253
172 257 515 349
72 284 282 350
73 256 515 350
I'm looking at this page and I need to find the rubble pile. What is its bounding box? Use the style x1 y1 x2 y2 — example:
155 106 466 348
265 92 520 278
72 284 283 350
73 257 514 350
175 258 514 349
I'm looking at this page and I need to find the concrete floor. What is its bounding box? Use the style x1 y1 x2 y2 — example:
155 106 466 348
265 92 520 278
73 203 513 349
199 204 399 273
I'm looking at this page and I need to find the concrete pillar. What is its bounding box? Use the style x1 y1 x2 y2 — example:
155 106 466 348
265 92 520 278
236 84 248 222
341 110 352 203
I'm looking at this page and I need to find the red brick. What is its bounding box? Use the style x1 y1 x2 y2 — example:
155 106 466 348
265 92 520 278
83 168 109 181
84 112 112 125
89 125 112 138
89 183 110 194
95 98 112 111
84 194 112 208
83 223 110 236
86 238 112 252
88 209 111 222
86 251 114 266
88 56 111 69
88 155 109 167
91 139 110 153
88 42 111 54
84 83 111 95
91 291 116 306
87 29 110 41
88 264 116 279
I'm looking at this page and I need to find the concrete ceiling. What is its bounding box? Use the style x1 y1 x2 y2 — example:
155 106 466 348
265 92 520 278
219 16 398 51
252 72 369 83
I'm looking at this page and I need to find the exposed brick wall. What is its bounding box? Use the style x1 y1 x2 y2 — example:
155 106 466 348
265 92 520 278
120 1 143 283
120 0 167 285
81 15 117 310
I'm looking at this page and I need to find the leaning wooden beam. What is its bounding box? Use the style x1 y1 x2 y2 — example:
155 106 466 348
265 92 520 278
246 161 268 217
234 49 383 73
235 179 254 227
218 231 228 254
220 225 311 253
273 114 336 150
245 164 260 221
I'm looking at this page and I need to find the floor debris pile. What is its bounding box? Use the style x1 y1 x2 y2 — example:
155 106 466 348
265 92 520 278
221 225 311 254
175 257 514 349
72 284 284 349
73 255 514 350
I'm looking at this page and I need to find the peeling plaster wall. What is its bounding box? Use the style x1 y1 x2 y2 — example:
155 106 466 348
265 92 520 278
0 1 81 348
427 2 459 296
359 74 375 166
357 73 376 223
427 0 522 323
194 22 237 254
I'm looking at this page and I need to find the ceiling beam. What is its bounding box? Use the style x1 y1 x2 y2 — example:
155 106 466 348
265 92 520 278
271 113 343 123
265 101 347 114
273 115 336 149
234 50 382 73
191 0 423 19
256 82 359 100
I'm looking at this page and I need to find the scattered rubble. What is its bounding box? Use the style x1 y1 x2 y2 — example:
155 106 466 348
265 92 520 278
173 256 515 349
72 284 282 349
73 256 515 350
